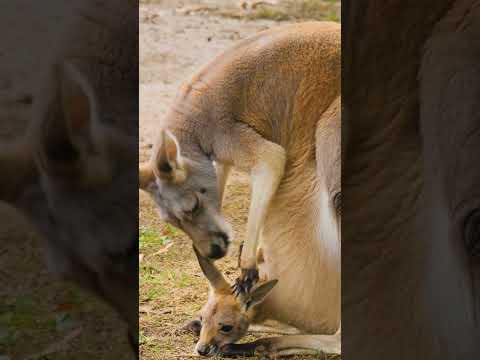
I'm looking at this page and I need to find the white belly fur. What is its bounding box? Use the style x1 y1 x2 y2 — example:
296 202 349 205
257 166 340 334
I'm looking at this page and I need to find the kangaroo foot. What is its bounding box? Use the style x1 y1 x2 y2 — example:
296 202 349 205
220 339 271 358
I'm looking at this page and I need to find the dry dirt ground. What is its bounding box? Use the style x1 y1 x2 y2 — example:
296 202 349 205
139 1 340 359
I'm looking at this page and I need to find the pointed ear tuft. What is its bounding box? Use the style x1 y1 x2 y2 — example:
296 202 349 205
154 130 186 182
243 280 278 311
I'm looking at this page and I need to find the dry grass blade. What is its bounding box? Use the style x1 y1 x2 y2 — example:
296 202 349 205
151 242 174 257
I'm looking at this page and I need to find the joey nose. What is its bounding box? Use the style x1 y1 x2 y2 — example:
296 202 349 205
197 344 211 356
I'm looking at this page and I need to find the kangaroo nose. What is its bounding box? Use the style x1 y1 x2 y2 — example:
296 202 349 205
209 244 226 259
197 344 211 356
209 232 230 259
216 231 229 244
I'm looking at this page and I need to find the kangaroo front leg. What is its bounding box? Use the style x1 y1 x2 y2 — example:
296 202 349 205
220 334 341 358
213 161 231 208
225 124 286 294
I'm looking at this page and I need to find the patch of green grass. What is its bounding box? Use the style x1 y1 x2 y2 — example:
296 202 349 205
139 330 156 346
139 271 167 302
139 224 178 251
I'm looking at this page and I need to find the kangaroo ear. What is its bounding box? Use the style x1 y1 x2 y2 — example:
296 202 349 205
154 130 186 183
139 162 155 190
243 280 278 311
37 60 110 185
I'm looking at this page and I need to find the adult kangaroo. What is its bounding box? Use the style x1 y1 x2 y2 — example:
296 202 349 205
140 21 341 292
343 1 480 359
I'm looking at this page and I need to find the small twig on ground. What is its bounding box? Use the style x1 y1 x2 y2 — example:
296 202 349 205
151 242 174 257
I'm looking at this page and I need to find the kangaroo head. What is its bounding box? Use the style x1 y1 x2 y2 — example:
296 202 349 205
31 59 138 344
139 130 232 260
193 248 277 357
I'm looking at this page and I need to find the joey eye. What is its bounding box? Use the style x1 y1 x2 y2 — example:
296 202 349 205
464 210 480 258
200 188 207 194
220 325 233 333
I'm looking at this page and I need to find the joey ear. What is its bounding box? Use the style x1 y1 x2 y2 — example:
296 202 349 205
154 130 186 182
243 280 278 311
139 162 155 190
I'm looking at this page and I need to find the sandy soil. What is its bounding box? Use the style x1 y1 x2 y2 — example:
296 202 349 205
139 1 277 150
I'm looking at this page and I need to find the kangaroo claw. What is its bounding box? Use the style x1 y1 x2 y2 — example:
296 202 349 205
232 268 259 297
178 319 202 336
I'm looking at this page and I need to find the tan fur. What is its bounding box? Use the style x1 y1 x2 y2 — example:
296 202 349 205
195 239 341 357
140 20 340 264
141 21 341 357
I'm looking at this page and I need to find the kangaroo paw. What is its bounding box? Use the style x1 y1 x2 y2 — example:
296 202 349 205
178 319 202 336
232 267 259 297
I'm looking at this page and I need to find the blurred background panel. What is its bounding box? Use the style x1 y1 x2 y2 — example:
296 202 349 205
342 1 480 359
0 1 138 359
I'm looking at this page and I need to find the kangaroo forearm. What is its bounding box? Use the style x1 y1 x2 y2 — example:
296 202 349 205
241 142 286 268
214 162 231 208
241 163 283 268
212 124 286 268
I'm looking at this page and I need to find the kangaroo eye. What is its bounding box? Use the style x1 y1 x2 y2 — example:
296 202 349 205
464 209 480 259
190 195 200 214
220 325 233 333
185 193 201 217
199 188 207 194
